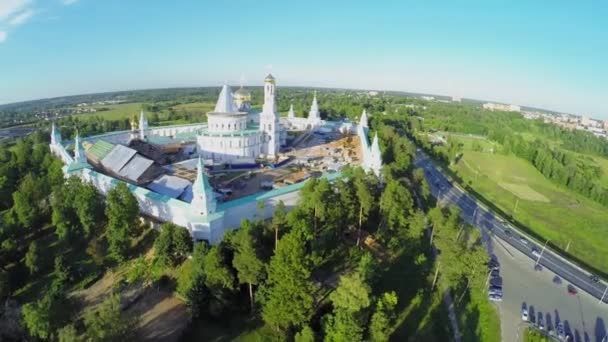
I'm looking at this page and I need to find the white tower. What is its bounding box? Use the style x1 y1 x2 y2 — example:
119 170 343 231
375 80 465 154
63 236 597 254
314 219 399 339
288 104 295 119
260 74 280 158
308 91 321 125
74 132 86 164
359 109 368 129
191 157 216 216
369 133 383 177
51 122 62 146
139 110 148 141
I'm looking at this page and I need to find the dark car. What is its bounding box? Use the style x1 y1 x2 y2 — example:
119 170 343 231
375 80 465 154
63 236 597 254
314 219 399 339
567 284 578 296
553 276 562 284
589 274 600 283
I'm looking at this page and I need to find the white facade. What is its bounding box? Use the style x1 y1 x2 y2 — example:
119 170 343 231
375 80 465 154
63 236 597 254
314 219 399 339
196 75 285 162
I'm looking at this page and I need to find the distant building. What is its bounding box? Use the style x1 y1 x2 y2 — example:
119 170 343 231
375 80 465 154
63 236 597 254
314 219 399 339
451 96 462 102
483 103 521 112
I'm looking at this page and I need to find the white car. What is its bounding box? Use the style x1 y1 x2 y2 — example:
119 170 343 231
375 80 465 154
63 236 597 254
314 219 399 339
521 308 529 321
531 248 541 257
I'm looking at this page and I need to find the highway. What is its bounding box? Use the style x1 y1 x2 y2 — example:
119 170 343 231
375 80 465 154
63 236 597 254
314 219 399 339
413 151 608 305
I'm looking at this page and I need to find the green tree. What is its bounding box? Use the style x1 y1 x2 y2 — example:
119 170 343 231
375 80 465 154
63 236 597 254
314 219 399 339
57 323 79 342
322 310 363 342
330 272 371 313
294 325 316 342
172 225 193 261
379 180 413 239
262 230 314 331
369 292 398 342
271 200 287 251
202 245 235 290
232 220 265 311
105 183 139 262
22 295 52 340
154 223 175 266
84 294 136 341
25 241 40 275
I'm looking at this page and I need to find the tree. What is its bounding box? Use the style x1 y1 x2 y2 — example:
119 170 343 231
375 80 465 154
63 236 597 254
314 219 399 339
354 170 374 247
262 230 314 331
155 223 192 266
271 201 287 251
232 220 265 311
295 325 316 342
322 310 364 342
357 252 378 284
379 180 413 238
154 223 175 266
25 241 40 275
73 182 103 237
84 294 136 341
22 295 52 340
202 245 235 290
369 292 398 342
57 324 79 342
105 183 139 262
330 272 371 313
12 174 46 229
173 225 193 261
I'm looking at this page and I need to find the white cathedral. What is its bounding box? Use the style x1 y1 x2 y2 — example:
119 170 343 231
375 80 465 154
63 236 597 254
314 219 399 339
193 74 323 162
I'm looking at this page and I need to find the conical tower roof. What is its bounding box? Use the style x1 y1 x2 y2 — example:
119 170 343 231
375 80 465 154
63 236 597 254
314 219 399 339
213 85 238 113
193 157 212 194
371 133 381 157
288 104 295 118
360 109 368 128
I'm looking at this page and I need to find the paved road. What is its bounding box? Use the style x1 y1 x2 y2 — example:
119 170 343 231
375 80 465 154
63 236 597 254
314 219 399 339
493 236 608 342
414 152 608 304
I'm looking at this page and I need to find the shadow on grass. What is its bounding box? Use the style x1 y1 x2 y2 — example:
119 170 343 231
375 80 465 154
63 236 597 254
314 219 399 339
375 246 451 341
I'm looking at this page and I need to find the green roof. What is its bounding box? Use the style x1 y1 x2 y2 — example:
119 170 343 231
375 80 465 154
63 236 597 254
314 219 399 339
87 140 115 160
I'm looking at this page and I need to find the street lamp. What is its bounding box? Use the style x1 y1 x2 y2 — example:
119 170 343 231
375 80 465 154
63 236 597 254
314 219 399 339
536 239 550 266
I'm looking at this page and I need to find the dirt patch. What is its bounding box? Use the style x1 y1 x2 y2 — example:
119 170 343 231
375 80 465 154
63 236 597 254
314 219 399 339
129 287 190 341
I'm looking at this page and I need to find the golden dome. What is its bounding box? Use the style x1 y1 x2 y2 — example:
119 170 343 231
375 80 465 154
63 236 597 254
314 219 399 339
234 86 251 101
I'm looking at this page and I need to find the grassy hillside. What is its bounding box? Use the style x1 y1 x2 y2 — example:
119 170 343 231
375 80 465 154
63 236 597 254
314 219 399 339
450 136 608 271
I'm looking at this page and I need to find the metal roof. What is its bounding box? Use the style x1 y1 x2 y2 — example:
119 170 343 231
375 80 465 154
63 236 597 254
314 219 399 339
118 154 154 181
87 140 115 161
101 144 137 173
148 175 191 199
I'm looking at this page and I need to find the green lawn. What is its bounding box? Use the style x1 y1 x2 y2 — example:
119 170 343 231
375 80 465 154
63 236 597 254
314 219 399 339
74 102 144 121
74 101 215 122
451 148 608 272
522 328 549 342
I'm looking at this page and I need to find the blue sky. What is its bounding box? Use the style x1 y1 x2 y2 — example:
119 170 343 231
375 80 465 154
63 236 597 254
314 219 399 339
0 1 607 117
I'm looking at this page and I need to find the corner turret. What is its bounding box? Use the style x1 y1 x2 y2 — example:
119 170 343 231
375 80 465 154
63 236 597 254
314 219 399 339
191 157 217 215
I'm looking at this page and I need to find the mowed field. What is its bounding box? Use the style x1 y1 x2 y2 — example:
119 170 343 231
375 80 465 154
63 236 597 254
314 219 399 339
450 136 608 272
74 101 215 122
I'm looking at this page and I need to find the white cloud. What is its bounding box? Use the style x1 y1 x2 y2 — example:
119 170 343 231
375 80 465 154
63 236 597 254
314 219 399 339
0 31 7 43
61 0 79 5
0 0 30 21
8 8 34 26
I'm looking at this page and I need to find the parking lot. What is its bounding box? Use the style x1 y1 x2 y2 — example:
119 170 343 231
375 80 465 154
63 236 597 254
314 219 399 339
492 238 607 342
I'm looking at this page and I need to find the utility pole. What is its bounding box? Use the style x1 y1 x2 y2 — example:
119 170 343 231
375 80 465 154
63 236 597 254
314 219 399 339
536 239 550 266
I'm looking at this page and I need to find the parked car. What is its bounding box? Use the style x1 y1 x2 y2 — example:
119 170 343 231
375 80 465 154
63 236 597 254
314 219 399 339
556 322 565 339
488 293 503 302
521 307 529 321
567 284 578 296
553 276 562 284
